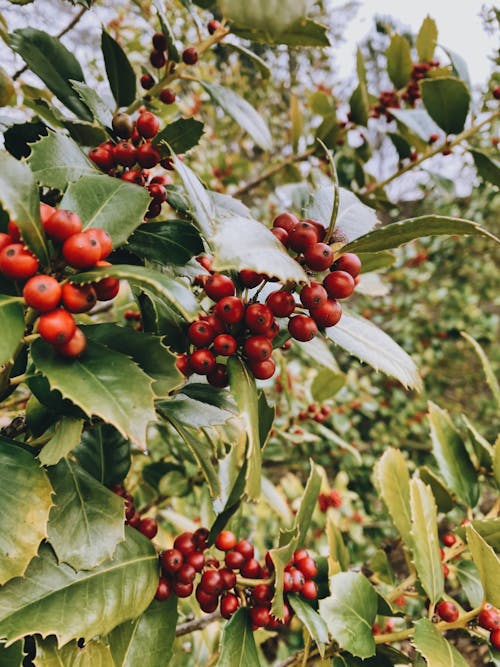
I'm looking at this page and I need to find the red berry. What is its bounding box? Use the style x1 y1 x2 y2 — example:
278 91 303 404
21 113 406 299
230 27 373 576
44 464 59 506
150 49 166 68
7 221 21 242
301 580 318 600
114 141 137 168
288 315 318 342
37 308 76 346
304 219 326 242
148 183 167 202
89 146 114 171
250 606 270 628
152 32 167 51
39 203 55 226
273 212 298 233
196 586 219 613
283 571 294 592
220 593 239 619
23 275 62 312
174 532 195 555
0 233 10 252
62 232 101 269
296 556 317 579
219 568 237 590
309 299 342 328
244 336 273 362
61 283 97 313
186 551 205 572
266 290 296 317
323 270 355 299
138 517 158 539
159 88 176 104
436 601 459 622
205 274 235 301
155 577 171 601
289 222 319 253
225 550 245 570
43 210 83 243
140 73 155 90
137 143 161 168
200 570 223 596
188 320 215 347
215 530 237 551
249 358 276 380
304 243 334 271
182 47 199 65
334 253 362 278
252 584 272 605
55 327 87 359
207 19 221 35
176 354 191 376
442 533 457 547
264 321 280 339
491 629 500 650
161 548 184 574
173 580 194 598
213 334 237 356
478 606 500 631
300 282 328 309
0 244 38 281
239 269 263 288
94 276 120 301
290 567 305 593
215 296 245 324
493 86 500 100
240 558 261 578
442 564 450 577
177 563 197 584
207 363 229 387
235 540 254 560
189 349 216 375
293 549 308 563
271 227 289 245
245 303 273 334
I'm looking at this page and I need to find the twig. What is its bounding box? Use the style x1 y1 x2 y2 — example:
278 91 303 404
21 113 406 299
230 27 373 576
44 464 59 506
12 6 88 80
175 611 221 637
233 148 314 197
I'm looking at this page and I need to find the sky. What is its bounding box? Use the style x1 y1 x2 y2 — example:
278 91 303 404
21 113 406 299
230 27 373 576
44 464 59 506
335 0 497 86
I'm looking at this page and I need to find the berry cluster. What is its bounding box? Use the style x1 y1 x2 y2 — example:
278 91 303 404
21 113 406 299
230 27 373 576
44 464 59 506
478 604 500 650
89 110 170 220
155 528 319 631
0 205 119 358
318 489 342 512
402 60 441 106
112 484 158 539
178 213 361 385
298 402 332 423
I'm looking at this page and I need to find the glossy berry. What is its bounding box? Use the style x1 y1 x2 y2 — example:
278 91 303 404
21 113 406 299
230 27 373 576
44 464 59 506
39 203 56 225
304 243 334 271
140 73 155 90
43 210 83 243
271 227 289 245
207 19 221 35
283 571 294 592
442 533 457 547
240 558 261 578
205 274 235 301
85 228 113 259
7 221 21 242
138 517 158 539
309 299 342 328
334 253 362 278
196 588 218 613
188 320 215 347
219 568 237 590
252 584 272 605
290 568 305 593
293 549 308 562
266 290 296 317
174 531 195 555
182 47 199 65
436 601 459 622
152 32 167 51
177 564 197 584
215 530 237 551
478 606 500 631
239 269 263 288
136 111 160 138
244 336 273 362
186 551 205 572
137 143 161 168
200 570 223 596
220 593 239 619
236 540 254 560
161 548 184 574
250 606 270 628
0 244 39 281
289 222 319 253
159 88 176 104
288 315 318 342
114 141 137 167
296 556 318 579
112 112 134 139
55 327 87 359
148 183 167 202
273 212 298 233
301 580 318 600
189 349 216 375
215 296 245 324
193 527 209 550
491 629 500 650
89 146 114 171
300 282 328 309
149 49 166 68
249 358 276 380
213 334 237 356
225 550 245 570
207 363 229 387
155 577 171 601
323 270 355 299
245 303 273 334
305 219 326 242
61 283 97 313
94 276 120 301
62 232 101 269
38 309 76 346
173 580 194 598
176 354 191 376
0 233 10 252
23 275 62 312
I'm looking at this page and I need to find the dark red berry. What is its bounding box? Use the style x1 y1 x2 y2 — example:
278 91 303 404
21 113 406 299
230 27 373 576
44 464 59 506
250 606 270 628
300 282 328 309
140 73 155 90
220 593 239 619
173 580 194 598
304 243 334 271
186 551 205 572
62 232 101 269
296 557 317 579
155 577 171 600
23 275 61 312
225 550 245 570
138 517 158 539
189 349 216 375
288 315 318 342
323 270 355 299
301 580 318 600
89 146 114 171
152 32 167 51
114 141 137 167
249 358 276 380
442 533 456 547
219 568 237 590
188 320 215 347
150 49 166 69
61 283 97 313
55 328 87 359
271 227 289 245
197 590 219 613
215 530 237 551
137 143 161 168
290 567 305 593
207 19 221 35
213 334 237 356
215 296 245 324
85 228 113 259
491 629 500 650
193 527 209 550
182 47 199 65
293 549 308 562
273 212 298 233
159 88 176 104
478 606 500 631
43 210 83 243
333 253 362 278
161 548 183 574
235 540 254 560
252 584 272 605
244 336 273 362
205 274 235 301
137 112 160 139
310 299 342 328
7 221 21 242
436 601 459 622
289 222 319 253
207 363 229 388
266 290 296 317
245 303 273 334
200 569 223 596
283 571 294 592
177 564 197 584
240 558 261 578
239 269 263 288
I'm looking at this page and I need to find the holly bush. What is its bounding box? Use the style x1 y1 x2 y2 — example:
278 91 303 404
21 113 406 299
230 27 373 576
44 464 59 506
0 1 499 666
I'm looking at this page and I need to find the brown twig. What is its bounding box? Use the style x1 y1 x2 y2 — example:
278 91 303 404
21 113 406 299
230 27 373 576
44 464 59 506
175 611 221 637
233 148 315 197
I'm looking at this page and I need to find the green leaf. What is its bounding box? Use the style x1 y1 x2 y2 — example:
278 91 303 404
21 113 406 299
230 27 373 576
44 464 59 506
159 395 234 428
420 78 470 135
0 296 24 366
441 47 471 89
60 174 150 247
466 525 500 607
288 595 329 656
220 0 307 36
0 437 53 585
457 519 500 552
217 608 261 667
388 131 412 160
126 219 204 266
290 95 303 153
70 81 114 128
327 515 350 573
30 338 156 450
46 459 124 570
495 436 500 489
416 16 438 62
369 550 394 585
28 131 98 191
309 91 335 116
374 448 412 545
0 641 22 666
224 43 270 79
70 264 199 320
461 332 500 407
153 118 204 156
326 311 421 391
456 561 484 608
0 151 49 265
232 18 330 47
38 416 84 466
9 28 91 121
83 323 183 398
201 82 272 151
409 478 444 604
212 213 307 284
73 424 131 487
35 637 114 667
0 528 158 647
428 401 479 508
390 108 441 145
171 155 215 238
413 618 469 667
153 0 179 62
386 35 412 89
349 84 369 127
109 598 178 667
311 368 345 402
418 466 454 513
319 572 377 659
101 30 136 107
343 215 500 254
471 150 500 187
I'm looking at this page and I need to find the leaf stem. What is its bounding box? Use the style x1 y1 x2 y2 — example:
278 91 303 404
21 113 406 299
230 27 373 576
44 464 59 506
386 571 417 602
316 138 339 244
9 373 28 386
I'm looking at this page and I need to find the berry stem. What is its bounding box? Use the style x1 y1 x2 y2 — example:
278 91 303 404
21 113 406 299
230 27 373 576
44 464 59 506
236 575 274 588
9 373 28 387
316 138 340 244
386 572 417 602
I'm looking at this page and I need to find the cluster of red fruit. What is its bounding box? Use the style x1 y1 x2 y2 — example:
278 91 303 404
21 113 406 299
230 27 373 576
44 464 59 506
0 205 119 358
112 484 159 540
177 212 361 386
403 60 441 106
89 110 170 220
435 601 500 649
298 402 332 423
156 528 319 630
318 489 342 512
